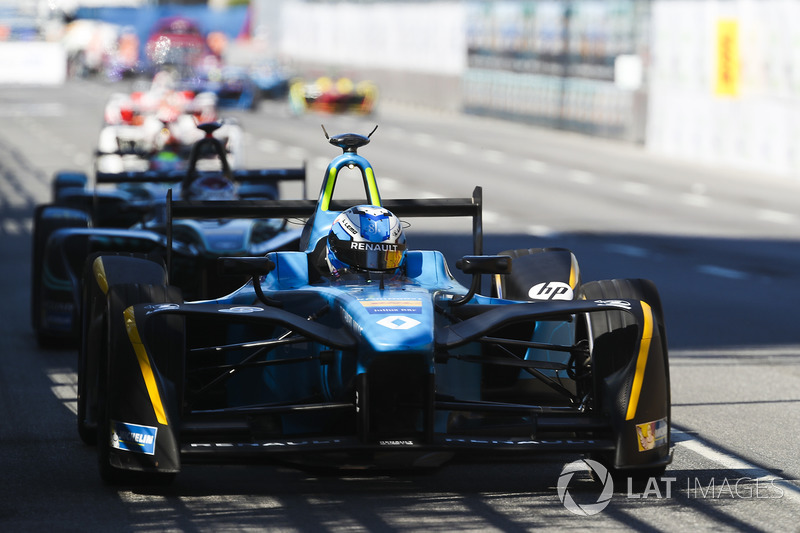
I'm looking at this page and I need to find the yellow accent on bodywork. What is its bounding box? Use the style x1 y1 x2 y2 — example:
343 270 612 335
569 253 579 288
365 167 381 206
625 301 653 421
93 257 109 295
493 274 503 298
124 306 168 425
321 166 338 211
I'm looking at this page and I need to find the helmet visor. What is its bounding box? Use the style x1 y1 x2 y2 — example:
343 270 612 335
330 234 406 271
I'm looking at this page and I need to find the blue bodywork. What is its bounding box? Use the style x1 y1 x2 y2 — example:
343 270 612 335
86 130 672 482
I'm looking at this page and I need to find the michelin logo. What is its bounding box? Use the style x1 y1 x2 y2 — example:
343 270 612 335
110 420 157 455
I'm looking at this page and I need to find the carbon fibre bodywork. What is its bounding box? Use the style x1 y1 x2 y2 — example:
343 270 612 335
81 130 671 484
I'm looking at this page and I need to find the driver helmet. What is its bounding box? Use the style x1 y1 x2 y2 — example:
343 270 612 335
188 175 236 201
326 205 406 273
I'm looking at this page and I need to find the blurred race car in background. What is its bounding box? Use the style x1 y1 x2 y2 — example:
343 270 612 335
182 65 262 111
143 16 218 77
31 122 306 347
248 60 291 100
96 71 243 173
289 76 378 115
77 127 671 486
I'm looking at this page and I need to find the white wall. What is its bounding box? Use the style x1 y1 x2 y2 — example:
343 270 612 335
647 0 800 179
0 42 66 84
279 2 465 75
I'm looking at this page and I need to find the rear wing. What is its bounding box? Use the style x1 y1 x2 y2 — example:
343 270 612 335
164 186 483 281
95 166 308 199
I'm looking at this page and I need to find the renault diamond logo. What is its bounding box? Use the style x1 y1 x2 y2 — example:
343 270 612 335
376 315 420 330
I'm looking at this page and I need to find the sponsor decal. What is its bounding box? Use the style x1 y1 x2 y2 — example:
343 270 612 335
529 281 573 300
340 218 359 236
376 315 421 330
360 298 422 314
595 299 632 310
350 242 399 251
218 306 263 314
110 420 157 455
636 418 668 451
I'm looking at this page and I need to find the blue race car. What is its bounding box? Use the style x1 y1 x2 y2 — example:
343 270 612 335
78 127 671 485
31 122 306 347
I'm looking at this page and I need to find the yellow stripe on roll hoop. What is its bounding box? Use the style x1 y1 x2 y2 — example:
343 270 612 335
365 167 381 206
321 166 337 211
625 301 653 421
123 306 168 425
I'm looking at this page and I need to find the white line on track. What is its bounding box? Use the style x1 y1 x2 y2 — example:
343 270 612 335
569 169 596 184
673 429 800 503
524 159 547 174
286 146 307 160
311 157 330 170
671 345 800 358
419 190 444 199
757 209 795 225
445 141 466 155
412 133 434 147
696 265 749 280
482 150 504 164
605 244 650 258
2 219 21 235
681 193 710 207
378 177 401 192
622 181 650 195
0 102 65 117
483 210 500 223
257 139 280 153
526 225 557 237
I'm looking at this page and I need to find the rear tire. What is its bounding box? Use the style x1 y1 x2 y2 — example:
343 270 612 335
31 205 90 347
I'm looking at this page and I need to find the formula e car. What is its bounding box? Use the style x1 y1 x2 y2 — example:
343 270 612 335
78 128 671 485
32 122 306 347
96 72 244 173
182 66 262 111
289 76 378 115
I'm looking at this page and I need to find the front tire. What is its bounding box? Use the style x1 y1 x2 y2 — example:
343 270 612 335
77 253 168 445
96 282 181 485
579 278 671 483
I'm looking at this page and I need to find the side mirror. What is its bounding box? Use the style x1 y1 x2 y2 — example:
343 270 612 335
218 256 276 277
218 256 280 307
451 255 512 306
455 255 512 275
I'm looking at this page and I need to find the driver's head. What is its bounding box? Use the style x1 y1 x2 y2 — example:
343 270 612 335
187 174 236 200
326 205 406 274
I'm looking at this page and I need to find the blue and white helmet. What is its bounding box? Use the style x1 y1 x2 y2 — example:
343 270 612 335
326 205 406 272
187 175 237 201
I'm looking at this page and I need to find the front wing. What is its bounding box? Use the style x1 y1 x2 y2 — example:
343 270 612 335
104 296 669 472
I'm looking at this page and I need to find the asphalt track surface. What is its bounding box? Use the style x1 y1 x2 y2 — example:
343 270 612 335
1 79 799 531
